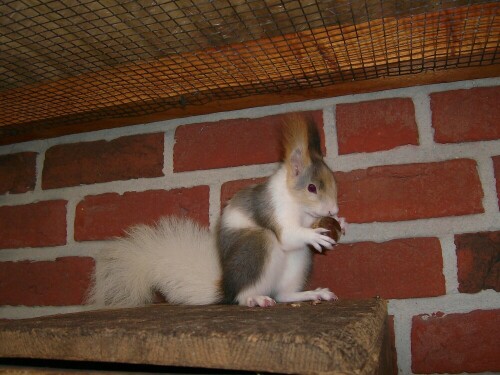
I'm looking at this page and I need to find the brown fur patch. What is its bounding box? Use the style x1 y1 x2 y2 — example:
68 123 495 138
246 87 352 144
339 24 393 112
282 115 310 161
282 115 314 188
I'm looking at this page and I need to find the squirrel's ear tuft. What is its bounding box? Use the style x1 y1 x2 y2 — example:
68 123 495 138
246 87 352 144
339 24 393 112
282 114 322 176
305 118 322 159
282 115 312 177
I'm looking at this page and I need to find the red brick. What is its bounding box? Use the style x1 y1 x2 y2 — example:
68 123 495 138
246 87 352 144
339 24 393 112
431 86 500 143
0 257 94 306
335 159 484 223
336 98 419 154
75 187 209 241
494 155 500 209
412 310 500 373
42 133 164 189
309 237 445 299
0 201 67 249
174 111 324 172
0 152 37 195
455 231 500 293
220 177 268 208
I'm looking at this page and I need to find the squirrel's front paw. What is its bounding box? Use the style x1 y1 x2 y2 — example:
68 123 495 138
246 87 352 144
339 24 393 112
305 227 336 252
312 287 338 301
336 216 348 234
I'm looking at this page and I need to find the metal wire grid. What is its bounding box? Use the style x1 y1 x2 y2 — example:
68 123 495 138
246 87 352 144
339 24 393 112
1 0 499 133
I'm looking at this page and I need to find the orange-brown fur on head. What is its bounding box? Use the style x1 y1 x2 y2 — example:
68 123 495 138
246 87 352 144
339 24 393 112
283 116 310 161
282 115 338 218
282 115 322 170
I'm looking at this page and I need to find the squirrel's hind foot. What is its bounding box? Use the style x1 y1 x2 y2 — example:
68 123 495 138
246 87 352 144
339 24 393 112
246 295 276 307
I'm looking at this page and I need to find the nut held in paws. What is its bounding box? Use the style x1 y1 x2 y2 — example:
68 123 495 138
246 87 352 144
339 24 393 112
311 217 342 249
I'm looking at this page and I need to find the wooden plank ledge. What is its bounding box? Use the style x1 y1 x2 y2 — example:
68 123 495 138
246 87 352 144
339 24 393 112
0 299 390 374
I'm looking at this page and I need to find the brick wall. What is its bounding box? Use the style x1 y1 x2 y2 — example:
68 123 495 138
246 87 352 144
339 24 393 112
1 78 499 374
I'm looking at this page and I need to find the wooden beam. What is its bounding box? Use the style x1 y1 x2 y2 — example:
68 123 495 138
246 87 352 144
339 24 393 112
0 300 391 374
1 64 499 146
1 3 498 144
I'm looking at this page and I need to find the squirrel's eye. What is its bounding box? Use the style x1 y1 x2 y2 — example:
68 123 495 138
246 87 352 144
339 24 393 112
307 184 317 194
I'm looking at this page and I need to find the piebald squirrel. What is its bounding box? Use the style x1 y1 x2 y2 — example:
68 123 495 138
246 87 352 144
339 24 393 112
87 115 346 308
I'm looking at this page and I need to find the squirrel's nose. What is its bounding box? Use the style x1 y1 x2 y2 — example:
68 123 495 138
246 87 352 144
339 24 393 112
328 205 339 217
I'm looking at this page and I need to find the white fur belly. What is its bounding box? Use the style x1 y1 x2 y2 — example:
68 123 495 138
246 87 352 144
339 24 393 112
275 248 311 294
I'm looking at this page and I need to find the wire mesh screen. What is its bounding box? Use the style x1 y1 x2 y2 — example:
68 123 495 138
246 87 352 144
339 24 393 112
1 0 499 141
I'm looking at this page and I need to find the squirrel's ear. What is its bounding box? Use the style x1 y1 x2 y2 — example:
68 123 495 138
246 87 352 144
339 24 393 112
283 116 310 153
282 115 312 177
289 147 307 176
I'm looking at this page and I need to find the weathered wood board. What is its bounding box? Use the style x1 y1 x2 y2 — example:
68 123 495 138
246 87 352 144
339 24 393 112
0 299 390 374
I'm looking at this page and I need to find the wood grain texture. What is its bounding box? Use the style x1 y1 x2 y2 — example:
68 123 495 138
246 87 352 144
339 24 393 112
0 299 389 374
0 2 498 145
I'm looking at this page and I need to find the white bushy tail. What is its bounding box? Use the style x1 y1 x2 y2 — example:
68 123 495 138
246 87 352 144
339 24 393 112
87 217 222 308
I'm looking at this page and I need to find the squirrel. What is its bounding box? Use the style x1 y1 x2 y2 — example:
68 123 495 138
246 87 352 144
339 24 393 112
87 115 346 308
